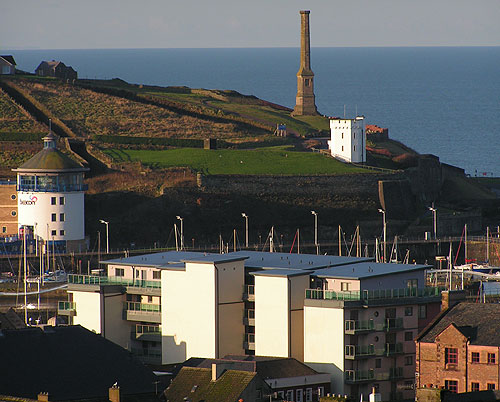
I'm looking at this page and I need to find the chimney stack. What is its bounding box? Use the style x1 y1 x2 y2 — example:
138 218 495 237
37 393 49 402
109 384 120 402
441 290 466 310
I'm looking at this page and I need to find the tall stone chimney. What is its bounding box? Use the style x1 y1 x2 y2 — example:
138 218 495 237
292 10 318 116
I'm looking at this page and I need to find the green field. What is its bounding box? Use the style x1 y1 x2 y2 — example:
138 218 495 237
103 146 367 175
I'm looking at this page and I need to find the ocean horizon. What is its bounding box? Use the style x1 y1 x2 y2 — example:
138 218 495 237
6 47 500 176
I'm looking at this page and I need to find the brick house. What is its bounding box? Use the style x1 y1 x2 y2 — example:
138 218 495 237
416 302 500 394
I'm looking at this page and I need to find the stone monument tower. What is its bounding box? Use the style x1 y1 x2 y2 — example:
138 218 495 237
292 10 318 116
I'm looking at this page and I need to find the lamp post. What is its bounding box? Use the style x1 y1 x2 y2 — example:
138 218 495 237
378 209 386 263
241 213 249 248
176 216 184 250
99 219 109 254
311 210 319 255
429 206 437 240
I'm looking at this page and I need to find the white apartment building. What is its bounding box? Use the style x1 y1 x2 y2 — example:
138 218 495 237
62 250 442 402
328 116 366 163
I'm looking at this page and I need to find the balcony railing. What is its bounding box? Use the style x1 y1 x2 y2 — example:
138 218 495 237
68 274 161 289
385 318 404 332
123 302 161 313
130 347 162 364
58 301 76 311
243 309 255 326
345 318 404 334
345 370 374 383
135 324 161 334
345 344 375 359
306 286 444 302
17 184 88 192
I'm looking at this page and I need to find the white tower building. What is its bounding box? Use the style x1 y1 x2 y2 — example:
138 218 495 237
328 116 366 163
13 132 88 252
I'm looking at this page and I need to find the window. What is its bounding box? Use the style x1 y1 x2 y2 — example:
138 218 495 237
405 355 413 366
445 348 458 364
51 197 56 205
59 197 65 205
407 279 418 288
115 268 125 277
405 331 413 341
60 213 65 222
354 145 356 151
471 352 480 363
318 387 324 398
51 213 56 222
488 353 496 364
296 389 303 402
445 380 458 393
51 230 56 236
342 133 344 139
488 383 496 390
11 210 16 217
286 390 293 401
278 391 285 400
375 358 381 368
2 226 6 233
471 382 479 392
153 270 161 280
10 194 16 200
59 230 65 236
148 296 153 303
419 305 427 319
405 306 413 316
305 388 312 402
341 282 350 291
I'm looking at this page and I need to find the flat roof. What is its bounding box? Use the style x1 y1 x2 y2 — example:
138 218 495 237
314 262 430 280
229 251 372 271
181 254 248 264
100 251 211 268
251 269 310 278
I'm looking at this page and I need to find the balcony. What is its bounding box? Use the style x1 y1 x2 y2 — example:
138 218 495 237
345 344 375 359
345 370 374 384
68 274 161 294
244 333 255 351
243 309 255 326
305 286 444 303
130 347 162 365
384 318 403 332
243 285 255 301
345 318 404 335
57 301 76 316
132 324 161 342
390 367 404 379
123 302 161 323
17 184 88 193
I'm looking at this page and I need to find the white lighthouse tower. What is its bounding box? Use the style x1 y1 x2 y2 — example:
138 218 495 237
328 116 366 163
13 131 88 252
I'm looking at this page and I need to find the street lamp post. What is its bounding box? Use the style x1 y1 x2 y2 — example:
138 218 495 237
176 216 184 250
241 213 249 248
99 219 109 254
311 210 319 255
429 207 437 240
378 209 386 263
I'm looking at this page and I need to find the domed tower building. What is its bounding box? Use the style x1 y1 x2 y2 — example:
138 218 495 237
13 132 88 253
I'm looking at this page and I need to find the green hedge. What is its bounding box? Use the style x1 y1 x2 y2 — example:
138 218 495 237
0 132 45 141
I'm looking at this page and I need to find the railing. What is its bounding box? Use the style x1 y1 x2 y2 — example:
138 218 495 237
58 301 76 311
306 286 444 302
345 318 404 334
385 343 403 355
68 274 161 289
390 367 404 379
123 302 161 313
135 324 161 334
243 284 255 300
345 319 375 333
345 370 374 383
385 318 404 331
17 184 88 192
345 344 375 358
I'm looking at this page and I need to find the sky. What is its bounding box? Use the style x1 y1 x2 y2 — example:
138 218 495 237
2 0 500 50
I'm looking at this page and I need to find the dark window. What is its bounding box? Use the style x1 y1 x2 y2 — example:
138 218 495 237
405 306 413 316
385 308 396 319
405 355 413 366
11 210 16 217
148 296 153 303
375 358 381 368
488 383 496 390
445 380 458 393
115 268 124 277
445 348 458 364
60 213 65 222
419 305 427 319
51 230 56 236
51 213 56 222
59 230 65 236
407 279 418 288
488 353 496 364
51 197 56 205
472 352 480 363
59 196 65 205
341 282 350 291
10 194 16 200
153 271 161 280
2 226 6 233
405 331 413 341
471 383 479 392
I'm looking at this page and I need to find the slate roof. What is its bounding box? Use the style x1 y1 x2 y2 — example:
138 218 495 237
0 325 157 400
314 261 429 279
0 55 16 66
417 302 500 346
163 367 257 402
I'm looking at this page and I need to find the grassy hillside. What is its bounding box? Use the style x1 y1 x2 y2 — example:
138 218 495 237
102 146 367 175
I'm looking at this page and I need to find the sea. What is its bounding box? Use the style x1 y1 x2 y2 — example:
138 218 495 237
7 47 500 177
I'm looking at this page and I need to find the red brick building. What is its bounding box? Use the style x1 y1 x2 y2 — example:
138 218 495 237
416 302 500 394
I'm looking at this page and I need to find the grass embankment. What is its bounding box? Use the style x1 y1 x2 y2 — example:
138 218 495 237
0 87 46 134
103 146 366 175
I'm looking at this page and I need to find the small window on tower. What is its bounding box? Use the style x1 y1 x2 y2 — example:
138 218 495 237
51 213 56 222
51 230 56 236
51 197 56 205
2 226 6 233
60 197 65 205
60 230 65 236
11 194 16 200
60 213 65 222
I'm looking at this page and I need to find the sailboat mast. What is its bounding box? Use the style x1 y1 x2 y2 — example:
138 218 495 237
23 227 27 325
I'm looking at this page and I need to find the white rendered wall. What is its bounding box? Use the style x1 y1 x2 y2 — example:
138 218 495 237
329 118 366 163
71 291 102 334
304 306 345 394
255 276 289 357
17 191 84 241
